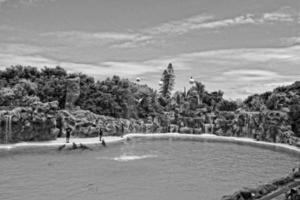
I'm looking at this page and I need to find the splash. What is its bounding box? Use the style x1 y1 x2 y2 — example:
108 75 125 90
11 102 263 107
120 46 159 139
98 154 157 162
113 154 157 162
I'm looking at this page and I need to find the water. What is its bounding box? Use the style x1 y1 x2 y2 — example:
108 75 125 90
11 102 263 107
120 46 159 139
0 139 298 200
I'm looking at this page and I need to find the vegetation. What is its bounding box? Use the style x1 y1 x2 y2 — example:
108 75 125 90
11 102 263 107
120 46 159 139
0 64 299 136
159 63 175 99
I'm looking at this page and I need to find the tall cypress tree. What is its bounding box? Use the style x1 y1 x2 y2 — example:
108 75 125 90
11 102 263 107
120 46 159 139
159 63 175 99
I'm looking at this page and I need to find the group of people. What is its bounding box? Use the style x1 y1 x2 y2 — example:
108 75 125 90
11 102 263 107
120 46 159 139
65 126 105 145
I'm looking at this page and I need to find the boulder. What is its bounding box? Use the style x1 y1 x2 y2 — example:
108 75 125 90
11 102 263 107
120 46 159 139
180 127 193 134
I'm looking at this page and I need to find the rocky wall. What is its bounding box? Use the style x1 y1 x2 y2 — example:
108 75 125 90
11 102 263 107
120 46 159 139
65 77 80 110
214 110 298 145
0 101 59 144
174 109 298 146
57 109 164 137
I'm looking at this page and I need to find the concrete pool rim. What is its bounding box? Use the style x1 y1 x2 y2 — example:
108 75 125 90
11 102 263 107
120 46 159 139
0 133 299 157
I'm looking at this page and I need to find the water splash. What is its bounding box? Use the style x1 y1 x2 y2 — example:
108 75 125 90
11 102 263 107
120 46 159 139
113 154 157 162
98 154 157 162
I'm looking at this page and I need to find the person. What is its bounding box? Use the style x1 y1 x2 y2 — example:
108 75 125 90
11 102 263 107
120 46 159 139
65 127 72 143
98 127 103 142
121 123 125 136
101 139 106 147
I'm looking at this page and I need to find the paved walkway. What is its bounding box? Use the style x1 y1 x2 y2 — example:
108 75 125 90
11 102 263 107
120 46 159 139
0 136 124 150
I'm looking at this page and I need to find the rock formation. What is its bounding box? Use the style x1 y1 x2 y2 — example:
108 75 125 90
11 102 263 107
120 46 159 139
65 77 80 110
221 166 300 200
56 108 166 137
0 101 59 143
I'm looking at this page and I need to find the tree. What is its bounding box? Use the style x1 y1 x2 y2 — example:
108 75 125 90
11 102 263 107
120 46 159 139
159 63 175 99
219 100 238 111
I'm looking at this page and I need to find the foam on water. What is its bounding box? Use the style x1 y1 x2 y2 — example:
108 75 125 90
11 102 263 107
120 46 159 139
98 154 157 162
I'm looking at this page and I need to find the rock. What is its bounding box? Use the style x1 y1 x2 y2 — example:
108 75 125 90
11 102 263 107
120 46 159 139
271 176 294 186
170 124 179 133
180 127 193 134
58 109 165 137
221 190 254 200
193 128 203 134
0 101 59 143
214 110 295 145
65 77 80 110
145 123 153 133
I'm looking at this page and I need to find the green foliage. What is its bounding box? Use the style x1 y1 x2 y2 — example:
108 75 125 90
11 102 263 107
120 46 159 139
218 100 238 111
159 63 175 99
0 65 299 138
0 65 68 108
0 80 40 107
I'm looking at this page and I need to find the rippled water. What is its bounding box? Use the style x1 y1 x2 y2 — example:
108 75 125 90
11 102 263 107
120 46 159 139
0 139 298 200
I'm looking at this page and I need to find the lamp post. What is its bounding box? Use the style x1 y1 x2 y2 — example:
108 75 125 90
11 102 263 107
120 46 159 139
158 80 163 86
189 76 195 85
136 77 141 83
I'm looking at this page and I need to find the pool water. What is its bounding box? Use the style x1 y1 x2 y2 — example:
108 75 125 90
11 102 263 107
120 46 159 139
0 139 298 200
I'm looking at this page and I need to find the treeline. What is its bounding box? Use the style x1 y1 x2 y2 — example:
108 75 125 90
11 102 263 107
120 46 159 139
0 64 299 135
0 64 237 118
243 81 300 135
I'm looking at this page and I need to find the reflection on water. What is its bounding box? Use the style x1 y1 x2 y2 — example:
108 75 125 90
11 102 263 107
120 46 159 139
0 140 298 200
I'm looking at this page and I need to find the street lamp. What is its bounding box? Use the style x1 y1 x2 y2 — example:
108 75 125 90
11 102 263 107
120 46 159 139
189 76 195 84
136 77 141 82
158 80 163 86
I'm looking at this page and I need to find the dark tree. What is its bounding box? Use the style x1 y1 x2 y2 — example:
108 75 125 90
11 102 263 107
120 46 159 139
159 63 175 99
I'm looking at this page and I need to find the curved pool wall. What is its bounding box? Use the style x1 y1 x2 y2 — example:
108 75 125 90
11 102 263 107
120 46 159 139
0 133 299 158
127 134 300 158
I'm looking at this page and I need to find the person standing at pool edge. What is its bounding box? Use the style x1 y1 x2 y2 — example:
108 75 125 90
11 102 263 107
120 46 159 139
99 127 103 141
121 123 125 137
65 127 72 143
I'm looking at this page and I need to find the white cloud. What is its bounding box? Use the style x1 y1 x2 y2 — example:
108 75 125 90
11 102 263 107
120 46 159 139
0 0 56 8
143 8 299 34
144 14 214 35
114 8 299 48
0 44 299 99
41 31 146 41
33 7 300 49
281 37 300 46
181 46 300 64
262 12 294 22
40 31 152 48
222 70 285 82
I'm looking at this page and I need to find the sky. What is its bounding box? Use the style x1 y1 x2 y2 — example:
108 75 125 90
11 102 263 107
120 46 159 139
0 0 299 99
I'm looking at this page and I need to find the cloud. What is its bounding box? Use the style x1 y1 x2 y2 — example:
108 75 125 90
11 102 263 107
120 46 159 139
143 14 214 35
0 44 299 99
33 7 299 49
181 46 300 64
41 31 146 41
262 12 294 22
40 31 152 47
0 43 49 55
148 10 298 33
281 37 300 46
221 69 289 82
114 8 299 48
0 0 56 8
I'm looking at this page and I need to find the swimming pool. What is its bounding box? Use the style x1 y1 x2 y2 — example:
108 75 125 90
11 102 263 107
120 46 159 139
0 139 298 200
